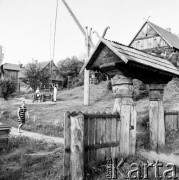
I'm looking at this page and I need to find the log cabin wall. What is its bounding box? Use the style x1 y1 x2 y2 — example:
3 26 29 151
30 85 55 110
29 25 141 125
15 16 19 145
4 69 19 91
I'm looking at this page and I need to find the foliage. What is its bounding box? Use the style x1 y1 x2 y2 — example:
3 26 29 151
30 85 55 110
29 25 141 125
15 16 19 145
95 72 107 83
0 78 17 100
57 56 84 88
23 62 50 91
151 48 179 66
133 79 149 101
106 80 112 91
71 74 84 88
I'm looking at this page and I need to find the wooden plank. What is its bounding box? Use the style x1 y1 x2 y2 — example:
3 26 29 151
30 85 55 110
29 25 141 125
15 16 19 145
63 112 71 180
88 117 92 163
96 115 102 161
84 116 88 165
158 101 165 147
130 105 136 154
100 116 106 161
164 114 169 131
173 115 178 130
178 113 179 129
70 113 84 180
93 117 97 161
84 142 119 150
84 113 120 119
111 117 117 158
120 105 131 154
149 101 159 150
165 111 178 115
90 117 96 162
106 117 112 159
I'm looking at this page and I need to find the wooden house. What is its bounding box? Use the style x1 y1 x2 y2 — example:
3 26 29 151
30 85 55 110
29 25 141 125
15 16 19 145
37 60 63 89
19 60 63 90
1 63 20 91
129 21 179 66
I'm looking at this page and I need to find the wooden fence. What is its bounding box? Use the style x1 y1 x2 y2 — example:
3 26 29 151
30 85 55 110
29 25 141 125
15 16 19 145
63 111 121 179
165 111 179 131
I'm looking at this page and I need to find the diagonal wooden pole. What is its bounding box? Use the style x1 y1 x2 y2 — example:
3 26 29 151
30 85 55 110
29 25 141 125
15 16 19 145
84 27 91 106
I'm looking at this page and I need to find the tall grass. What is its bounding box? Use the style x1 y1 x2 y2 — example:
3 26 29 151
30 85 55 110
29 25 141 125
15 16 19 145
0 136 63 180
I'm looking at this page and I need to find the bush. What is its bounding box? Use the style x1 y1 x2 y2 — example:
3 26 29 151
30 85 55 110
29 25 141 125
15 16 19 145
57 56 84 88
71 74 84 88
0 78 17 100
133 79 149 101
107 80 112 91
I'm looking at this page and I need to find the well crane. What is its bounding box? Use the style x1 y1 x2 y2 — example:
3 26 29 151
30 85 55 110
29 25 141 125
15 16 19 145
60 0 110 105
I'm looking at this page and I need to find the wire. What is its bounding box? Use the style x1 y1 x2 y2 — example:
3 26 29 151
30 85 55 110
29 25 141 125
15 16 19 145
52 0 59 61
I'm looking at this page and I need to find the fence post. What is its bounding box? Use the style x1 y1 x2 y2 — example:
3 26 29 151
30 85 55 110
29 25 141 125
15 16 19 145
149 84 165 150
112 73 136 155
70 112 84 180
64 112 71 180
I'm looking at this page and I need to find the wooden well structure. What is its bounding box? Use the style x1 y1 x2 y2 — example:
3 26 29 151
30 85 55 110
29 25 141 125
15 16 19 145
81 38 179 152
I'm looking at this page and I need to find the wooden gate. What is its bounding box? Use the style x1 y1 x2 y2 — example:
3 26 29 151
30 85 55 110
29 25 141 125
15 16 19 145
63 111 121 179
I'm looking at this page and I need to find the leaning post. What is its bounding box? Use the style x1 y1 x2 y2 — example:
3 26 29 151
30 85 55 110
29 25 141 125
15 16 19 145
149 84 165 150
70 112 84 180
84 27 91 106
112 73 136 155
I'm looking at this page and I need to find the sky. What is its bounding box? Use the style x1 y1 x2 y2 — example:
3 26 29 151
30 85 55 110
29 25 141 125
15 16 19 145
0 0 179 65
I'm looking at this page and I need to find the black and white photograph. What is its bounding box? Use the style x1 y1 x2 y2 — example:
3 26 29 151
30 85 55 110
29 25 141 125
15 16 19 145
1 0 179 179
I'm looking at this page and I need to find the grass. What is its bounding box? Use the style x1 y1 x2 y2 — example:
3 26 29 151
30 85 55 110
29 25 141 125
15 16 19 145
0 136 63 180
1 80 179 179
84 153 178 179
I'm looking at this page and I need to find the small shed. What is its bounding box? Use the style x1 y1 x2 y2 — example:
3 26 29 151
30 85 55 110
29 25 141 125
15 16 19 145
1 63 20 91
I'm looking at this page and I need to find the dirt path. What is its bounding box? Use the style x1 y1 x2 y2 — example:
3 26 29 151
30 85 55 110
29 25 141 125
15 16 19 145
10 127 64 144
139 150 179 166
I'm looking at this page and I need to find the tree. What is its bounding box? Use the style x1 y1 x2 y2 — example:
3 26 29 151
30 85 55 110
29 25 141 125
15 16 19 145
0 78 16 100
23 63 50 91
57 56 84 87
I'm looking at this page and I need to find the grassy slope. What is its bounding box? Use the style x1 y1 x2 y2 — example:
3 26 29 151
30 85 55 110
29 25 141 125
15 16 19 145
1 80 179 179
1 80 179 137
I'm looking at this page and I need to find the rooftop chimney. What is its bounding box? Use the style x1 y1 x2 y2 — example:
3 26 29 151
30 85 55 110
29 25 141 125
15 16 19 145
166 27 171 33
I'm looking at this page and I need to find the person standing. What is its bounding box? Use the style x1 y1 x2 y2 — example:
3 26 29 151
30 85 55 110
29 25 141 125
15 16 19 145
52 84 57 102
17 100 29 133
34 87 41 102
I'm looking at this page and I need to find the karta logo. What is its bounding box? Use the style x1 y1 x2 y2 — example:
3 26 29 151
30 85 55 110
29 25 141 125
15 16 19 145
106 158 178 179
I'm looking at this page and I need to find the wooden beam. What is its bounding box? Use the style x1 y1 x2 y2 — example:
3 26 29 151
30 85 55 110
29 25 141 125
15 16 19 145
134 34 159 41
63 112 71 180
71 113 84 180
85 141 119 151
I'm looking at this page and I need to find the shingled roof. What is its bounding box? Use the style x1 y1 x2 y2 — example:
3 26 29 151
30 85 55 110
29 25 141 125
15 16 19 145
37 61 50 70
129 21 179 50
2 63 20 71
82 38 179 77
